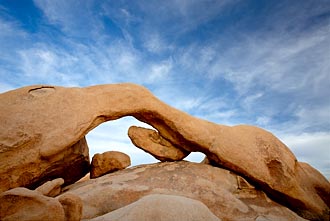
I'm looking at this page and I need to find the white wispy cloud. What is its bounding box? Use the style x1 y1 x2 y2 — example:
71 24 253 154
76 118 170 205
0 17 25 39
134 0 235 36
171 3 330 129
279 132 330 178
284 105 330 134
18 46 81 86
147 59 173 83
143 33 172 54
0 82 15 93
207 26 329 96
8 37 170 87
33 0 103 38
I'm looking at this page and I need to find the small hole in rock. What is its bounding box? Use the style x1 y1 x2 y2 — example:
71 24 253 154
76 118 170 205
28 86 55 97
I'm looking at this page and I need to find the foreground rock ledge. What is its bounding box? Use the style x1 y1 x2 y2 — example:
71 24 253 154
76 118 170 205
63 161 307 221
89 194 221 221
0 84 329 220
0 187 65 221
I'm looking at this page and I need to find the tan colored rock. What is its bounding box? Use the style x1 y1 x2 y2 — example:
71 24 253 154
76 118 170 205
0 131 89 192
201 156 211 164
35 177 64 197
89 194 221 221
128 126 189 161
63 161 307 221
90 151 131 179
0 187 65 221
77 172 90 183
58 193 83 221
0 83 328 220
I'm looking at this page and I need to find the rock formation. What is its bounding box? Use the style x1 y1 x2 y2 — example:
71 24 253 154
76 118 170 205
58 193 83 221
90 151 131 178
0 131 89 192
35 178 64 197
88 194 221 221
128 126 189 161
0 83 329 220
0 187 66 221
0 186 83 221
62 161 307 221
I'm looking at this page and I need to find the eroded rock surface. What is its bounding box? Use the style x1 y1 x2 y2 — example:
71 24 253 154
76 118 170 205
89 193 221 221
90 151 131 179
0 133 89 192
58 193 83 221
63 161 307 221
35 177 64 197
0 84 329 220
128 126 189 161
0 187 65 221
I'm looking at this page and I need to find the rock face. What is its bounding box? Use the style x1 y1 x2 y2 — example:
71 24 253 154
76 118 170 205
0 187 65 221
35 178 64 197
90 151 131 179
128 126 189 161
0 132 89 192
0 84 329 220
58 193 83 221
89 194 221 221
63 161 307 221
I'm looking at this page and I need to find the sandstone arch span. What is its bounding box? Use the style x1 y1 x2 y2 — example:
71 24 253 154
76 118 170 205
0 83 329 220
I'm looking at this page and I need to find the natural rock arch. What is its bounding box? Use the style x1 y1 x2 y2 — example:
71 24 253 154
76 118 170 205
0 83 329 220
86 118 207 167
85 117 159 164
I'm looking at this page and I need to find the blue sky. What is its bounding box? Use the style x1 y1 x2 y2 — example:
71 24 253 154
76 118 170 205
0 0 329 178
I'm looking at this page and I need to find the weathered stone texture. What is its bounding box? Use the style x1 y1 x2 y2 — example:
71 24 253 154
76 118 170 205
90 151 131 178
0 84 329 220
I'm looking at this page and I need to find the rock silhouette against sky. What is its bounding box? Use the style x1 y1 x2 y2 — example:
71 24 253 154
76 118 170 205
0 84 329 220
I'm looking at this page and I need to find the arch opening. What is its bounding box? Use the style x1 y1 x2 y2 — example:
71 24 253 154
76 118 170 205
86 116 205 166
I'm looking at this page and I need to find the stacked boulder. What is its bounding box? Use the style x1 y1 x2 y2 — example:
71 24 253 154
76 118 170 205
90 151 131 179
